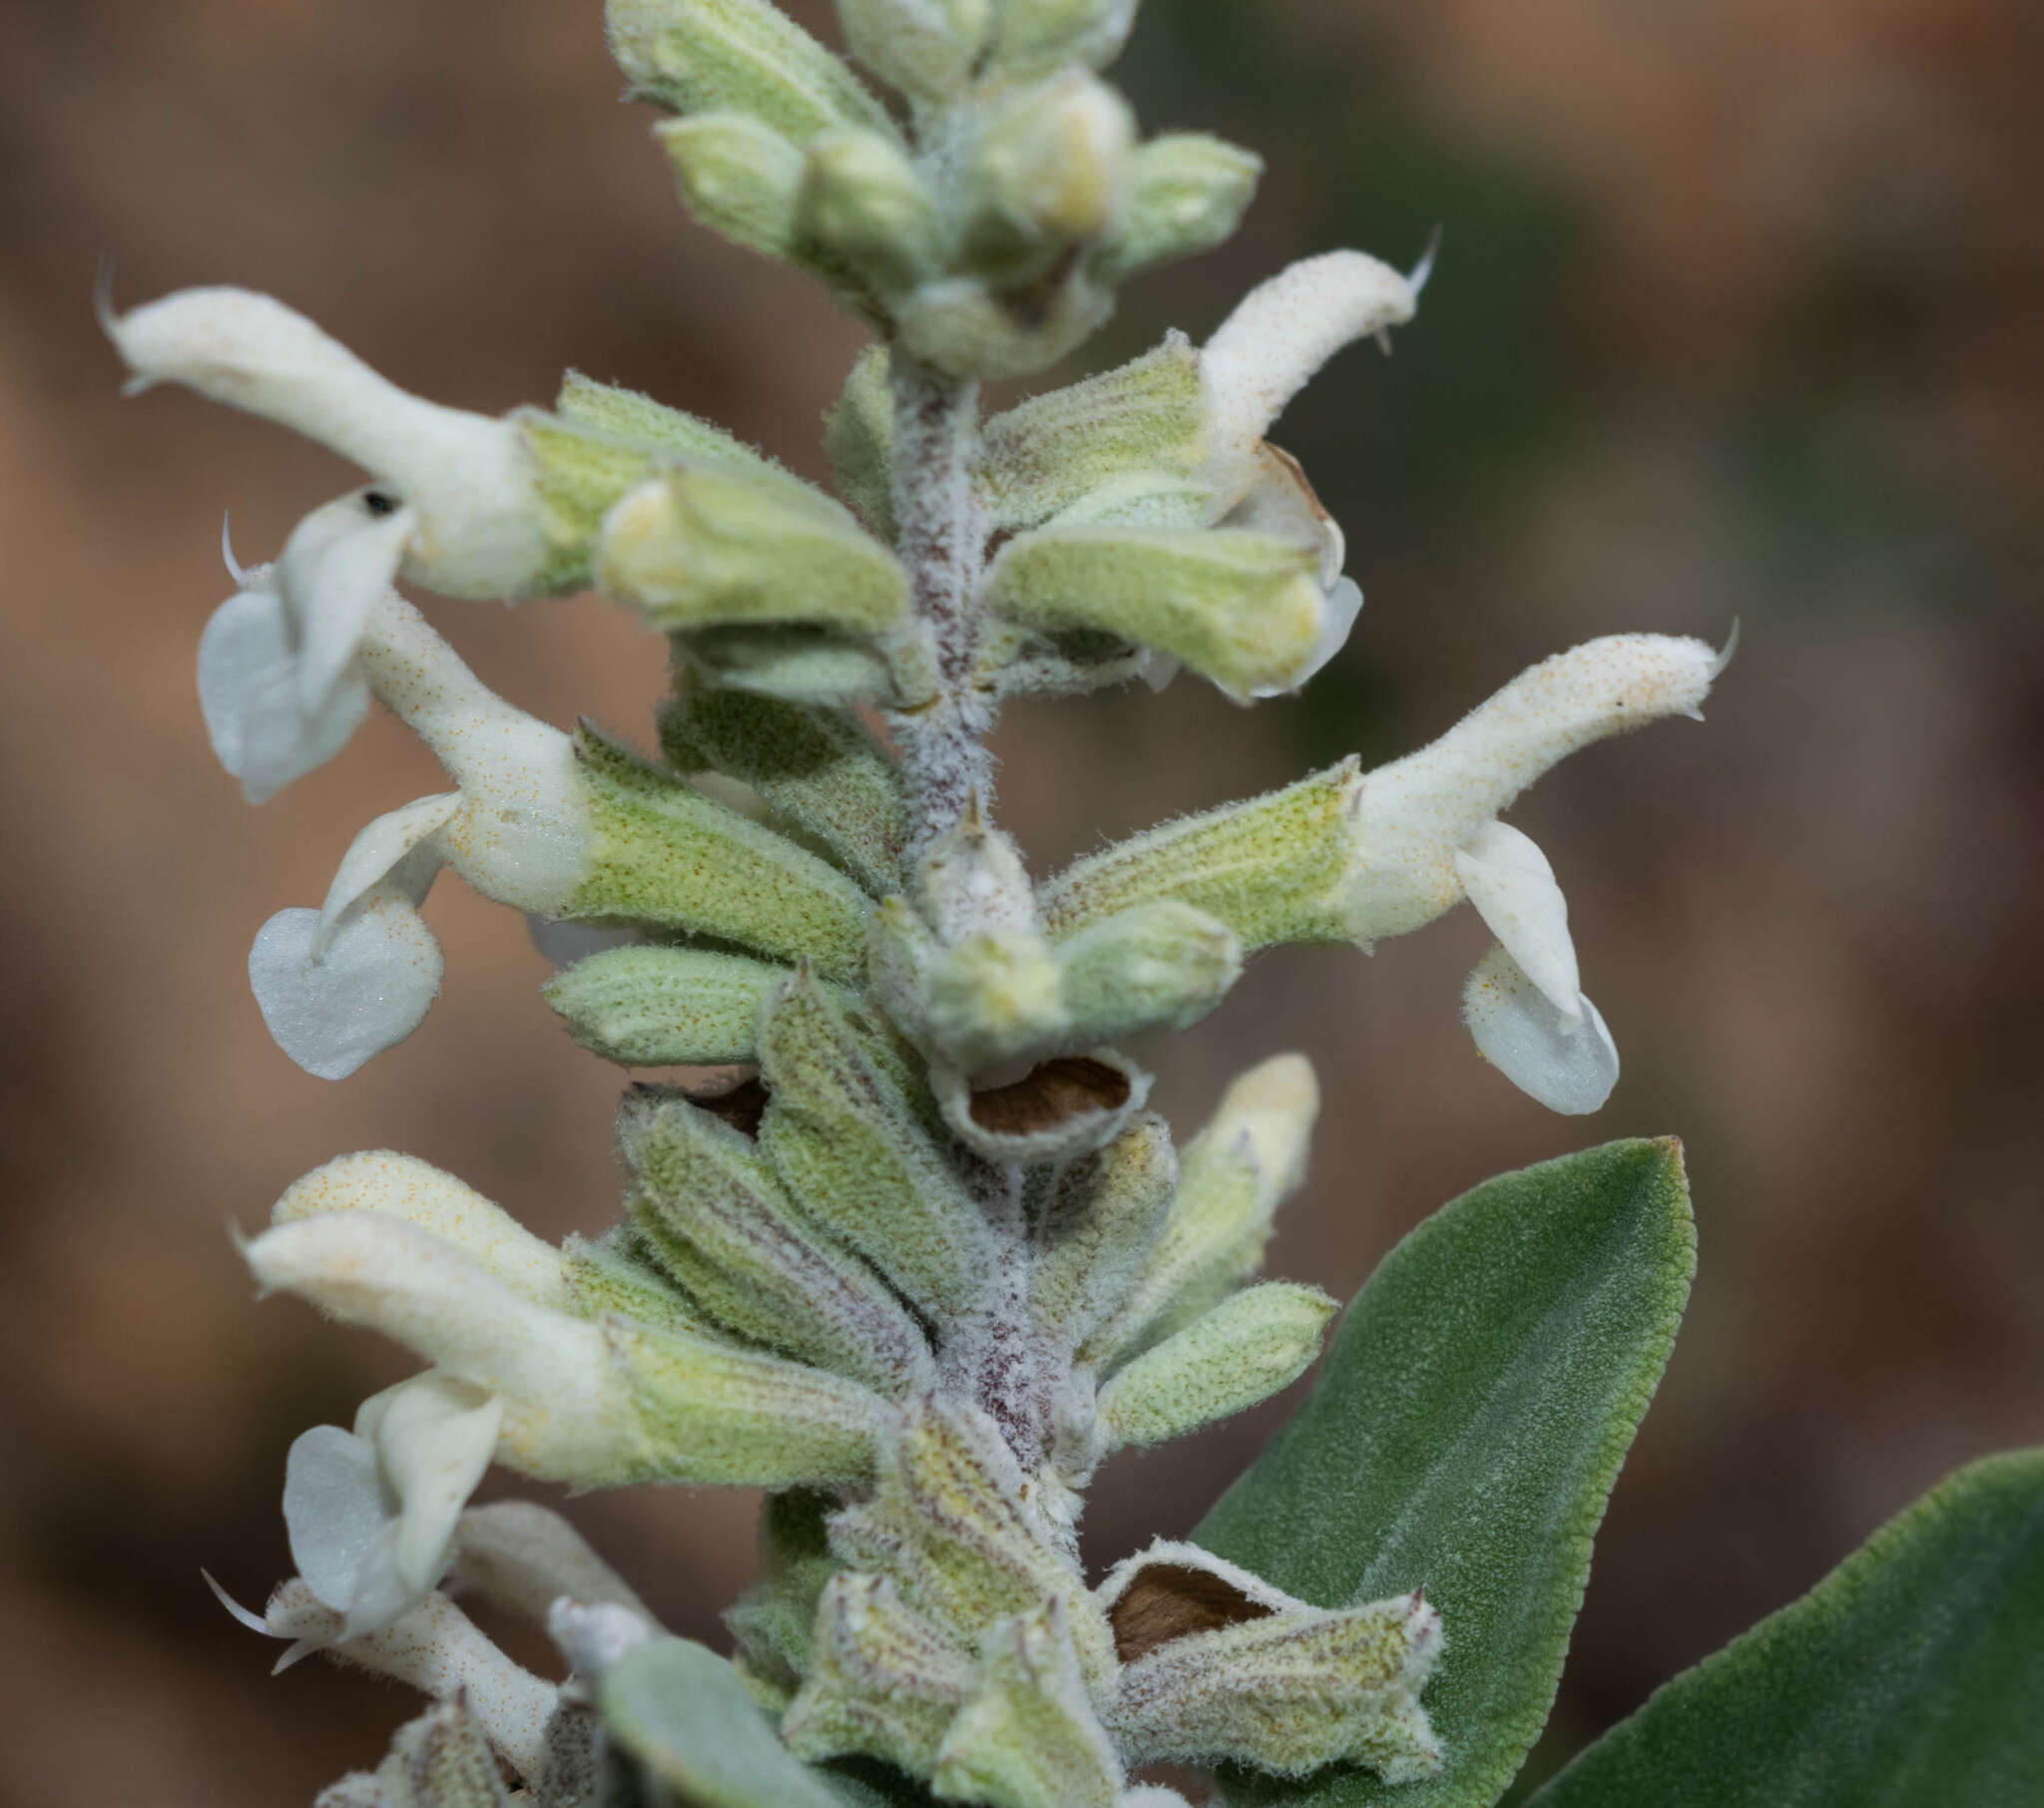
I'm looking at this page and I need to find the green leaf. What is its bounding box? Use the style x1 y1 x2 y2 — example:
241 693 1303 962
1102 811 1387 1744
1197 1137 1695 1808
601 1636 848 1808
1524 1449 2044 1808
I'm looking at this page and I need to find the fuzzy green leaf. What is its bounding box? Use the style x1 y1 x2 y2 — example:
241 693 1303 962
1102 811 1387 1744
1198 1138 1695 1808
601 1635 849 1808
1525 1448 2044 1808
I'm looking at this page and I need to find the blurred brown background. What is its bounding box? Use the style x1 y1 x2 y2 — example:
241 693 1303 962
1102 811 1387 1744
2 0 2041 1800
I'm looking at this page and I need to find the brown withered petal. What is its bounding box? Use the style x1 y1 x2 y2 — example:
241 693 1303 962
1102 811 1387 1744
1108 1561 1278 1664
967 1056 1131 1137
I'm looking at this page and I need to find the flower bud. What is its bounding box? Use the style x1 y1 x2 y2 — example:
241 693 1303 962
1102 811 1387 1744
606 0 896 145
961 72 1135 279
758 970 994 1323
800 128 945 294
596 467 909 635
1090 1053 1318 1366
567 723 875 979
656 111 806 260
836 0 990 99
988 0 1139 75
780 1573 975 1772
1093 133 1264 285
1053 900 1242 1045
931 1598 1125 1808
621 1088 936 1398
1097 1281 1334 1450
923 928 1067 1071
682 621 916 706
543 944 794 1067
894 270 1115 382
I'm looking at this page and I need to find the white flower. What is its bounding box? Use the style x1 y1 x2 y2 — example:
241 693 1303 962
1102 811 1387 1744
238 596 593 1077
1343 631 1732 1113
280 1372 503 1642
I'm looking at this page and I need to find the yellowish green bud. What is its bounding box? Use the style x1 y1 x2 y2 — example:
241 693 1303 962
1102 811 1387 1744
1087 1053 1319 1368
622 1088 935 1398
988 0 1138 76
1108 1585 1442 1780
542 944 794 1069
925 929 1065 1071
758 971 995 1323
595 467 908 636
962 71 1135 279
823 343 896 539
1039 760 1361 953
984 526 1324 698
568 724 875 979
976 330 1208 530
1092 133 1264 285
656 112 805 260
1097 1280 1334 1451
1027 1114 1177 1358
683 622 913 707
780 1573 975 1772
800 129 946 293
916 798 1037 941
1053 900 1242 1046
931 1598 1125 1808
659 678 907 897
606 0 897 146
836 0 991 102
830 1398 1118 1682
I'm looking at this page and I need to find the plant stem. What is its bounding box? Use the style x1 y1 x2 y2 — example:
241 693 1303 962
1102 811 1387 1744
885 355 992 862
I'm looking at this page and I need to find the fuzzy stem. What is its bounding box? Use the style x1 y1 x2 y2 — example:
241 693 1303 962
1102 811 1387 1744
884 355 993 861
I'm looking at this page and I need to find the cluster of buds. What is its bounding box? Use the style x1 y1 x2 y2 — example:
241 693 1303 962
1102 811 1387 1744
110 0 1727 1801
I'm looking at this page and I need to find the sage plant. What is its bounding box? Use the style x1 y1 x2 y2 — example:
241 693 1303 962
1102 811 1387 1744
109 2 2044 1804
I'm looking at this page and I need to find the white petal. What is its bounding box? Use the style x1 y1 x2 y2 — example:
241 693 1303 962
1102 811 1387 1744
282 1424 390 1616
356 1374 501 1603
277 495 416 709
314 793 463 954
1202 250 1420 502
1136 649 1181 693
198 584 371 803
547 1598 659 1679
1250 575 1362 698
1461 942 1619 1115
1452 821 1581 1016
250 893 444 1080
1217 443 1346 588
525 916 638 969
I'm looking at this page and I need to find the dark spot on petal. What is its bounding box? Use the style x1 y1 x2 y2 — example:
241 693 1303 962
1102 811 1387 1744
363 490 398 517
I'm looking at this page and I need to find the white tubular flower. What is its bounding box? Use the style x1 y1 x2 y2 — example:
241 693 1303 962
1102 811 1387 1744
244 1209 644 1485
281 1372 502 1642
243 598 593 1077
1343 632 1729 1114
107 286 551 601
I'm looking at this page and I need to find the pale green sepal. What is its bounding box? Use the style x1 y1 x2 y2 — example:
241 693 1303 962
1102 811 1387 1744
1055 900 1242 1046
829 1399 1117 1683
545 945 795 1067
987 0 1138 76
757 970 994 1323
931 1598 1124 1808
824 344 896 541
895 273 1115 384
1027 1114 1177 1359
685 623 907 707
866 895 944 1054
620 1314 892 1488
984 527 1323 698
657 112 806 260
1092 135 1265 286
1523 1449 2044 1808
596 468 908 636
601 1634 849 1808
836 0 990 101
1090 1054 1318 1369
1199 1139 1695 1808
1040 471 1213 532
621 1088 935 1399
556 370 789 481
976 331 1207 530
1097 1282 1336 1452
567 723 875 980
936 1049 1151 1166
563 1228 726 1338
801 130 945 294
914 801 1037 943
1040 761 1362 952
726 1489 842 1691
658 679 907 896
781 1573 976 1774
606 0 898 146
1114 1591 1442 1782
373 1699 515 1808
